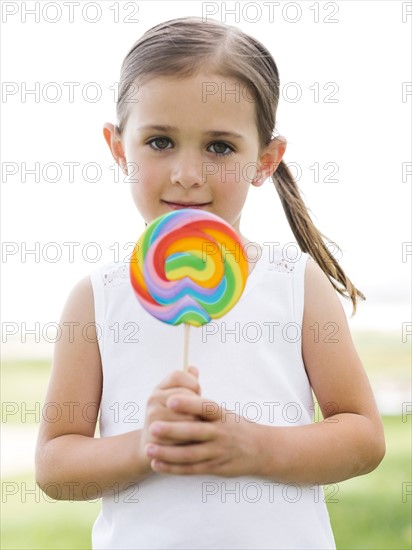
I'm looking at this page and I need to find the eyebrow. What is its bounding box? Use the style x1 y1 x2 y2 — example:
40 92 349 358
137 125 244 139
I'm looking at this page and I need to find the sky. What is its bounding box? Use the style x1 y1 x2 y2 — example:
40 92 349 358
1 0 411 357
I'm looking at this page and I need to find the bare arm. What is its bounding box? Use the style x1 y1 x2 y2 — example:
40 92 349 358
35 277 151 500
35 276 201 500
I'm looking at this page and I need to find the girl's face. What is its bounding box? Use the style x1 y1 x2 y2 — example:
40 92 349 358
104 72 285 241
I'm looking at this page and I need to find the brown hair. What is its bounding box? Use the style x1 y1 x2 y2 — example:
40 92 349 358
115 16 365 315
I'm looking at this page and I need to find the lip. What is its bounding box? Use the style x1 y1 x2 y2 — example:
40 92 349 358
162 200 211 210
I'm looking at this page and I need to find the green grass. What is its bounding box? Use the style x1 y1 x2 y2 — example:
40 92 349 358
351 330 410 377
1 331 410 548
327 415 411 549
1 361 51 424
1 475 99 549
1 415 410 549
1 416 412 550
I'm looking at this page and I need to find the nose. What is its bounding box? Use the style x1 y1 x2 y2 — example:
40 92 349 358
170 150 205 189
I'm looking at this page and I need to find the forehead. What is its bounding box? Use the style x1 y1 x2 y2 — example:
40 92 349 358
137 72 252 102
126 72 258 135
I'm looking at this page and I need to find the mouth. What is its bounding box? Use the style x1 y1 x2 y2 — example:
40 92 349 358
162 200 211 210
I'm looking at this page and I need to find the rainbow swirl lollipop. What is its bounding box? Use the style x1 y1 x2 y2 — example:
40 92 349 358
130 209 249 327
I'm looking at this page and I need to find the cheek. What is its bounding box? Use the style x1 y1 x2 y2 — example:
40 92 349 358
211 164 252 197
136 162 165 186
242 162 260 184
129 163 165 215
213 157 257 187
129 162 161 194
129 181 141 210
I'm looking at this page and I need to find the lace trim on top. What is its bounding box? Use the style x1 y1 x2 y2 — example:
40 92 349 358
103 263 129 287
268 259 295 273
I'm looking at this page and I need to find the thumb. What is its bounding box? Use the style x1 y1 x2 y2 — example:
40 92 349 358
187 365 199 378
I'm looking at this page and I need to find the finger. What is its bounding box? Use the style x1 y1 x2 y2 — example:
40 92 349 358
167 395 221 421
149 387 200 412
187 365 199 377
161 390 205 420
149 420 213 443
145 441 213 465
147 414 202 441
150 459 214 476
157 370 201 394
146 392 205 431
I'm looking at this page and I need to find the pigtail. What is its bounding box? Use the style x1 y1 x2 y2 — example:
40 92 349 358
272 160 365 316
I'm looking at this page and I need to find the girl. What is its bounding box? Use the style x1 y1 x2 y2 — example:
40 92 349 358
35 16 385 549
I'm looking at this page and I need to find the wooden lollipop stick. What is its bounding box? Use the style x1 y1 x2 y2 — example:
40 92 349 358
183 323 190 371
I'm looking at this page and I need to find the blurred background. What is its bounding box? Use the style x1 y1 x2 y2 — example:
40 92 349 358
1 0 411 548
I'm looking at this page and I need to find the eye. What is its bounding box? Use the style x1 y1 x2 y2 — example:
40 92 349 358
209 141 234 157
147 137 172 151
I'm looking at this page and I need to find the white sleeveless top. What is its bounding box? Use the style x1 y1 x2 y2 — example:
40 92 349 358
90 244 336 549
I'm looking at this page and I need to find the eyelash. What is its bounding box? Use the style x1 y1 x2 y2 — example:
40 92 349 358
146 137 235 157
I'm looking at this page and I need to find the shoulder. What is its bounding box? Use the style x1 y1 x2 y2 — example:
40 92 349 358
302 257 351 336
56 274 103 356
302 255 354 352
303 256 347 324
61 275 95 322
62 260 129 330
304 257 339 306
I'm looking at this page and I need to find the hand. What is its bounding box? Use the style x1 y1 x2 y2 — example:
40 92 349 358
144 394 259 477
138 368 202 474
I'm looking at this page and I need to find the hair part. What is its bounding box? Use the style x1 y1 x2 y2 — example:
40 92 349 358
116 16 365 315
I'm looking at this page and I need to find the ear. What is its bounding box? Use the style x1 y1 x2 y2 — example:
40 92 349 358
252 135 287 187
103 123 128 174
